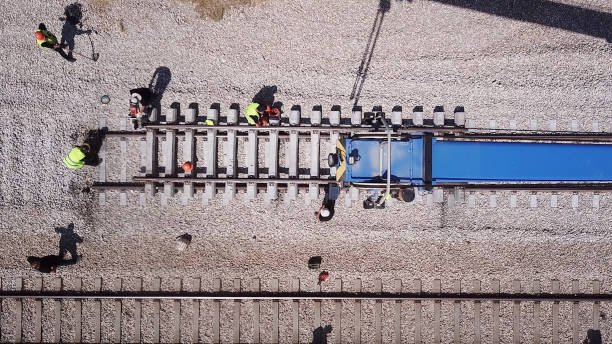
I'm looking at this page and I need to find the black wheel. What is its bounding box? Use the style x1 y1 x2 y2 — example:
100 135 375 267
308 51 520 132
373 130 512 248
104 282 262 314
399 188 416 203
328 153 338 167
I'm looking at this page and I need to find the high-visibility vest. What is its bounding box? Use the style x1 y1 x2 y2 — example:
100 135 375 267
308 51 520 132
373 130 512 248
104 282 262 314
63 147 85 169
245 102 261 125
36 30 58 50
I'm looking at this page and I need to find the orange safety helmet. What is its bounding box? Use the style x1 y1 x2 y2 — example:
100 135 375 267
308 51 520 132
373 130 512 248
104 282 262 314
182 162 194 171
35 31 45 41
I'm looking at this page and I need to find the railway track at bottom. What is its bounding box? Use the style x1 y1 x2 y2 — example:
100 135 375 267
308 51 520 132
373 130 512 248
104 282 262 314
0 277 607 343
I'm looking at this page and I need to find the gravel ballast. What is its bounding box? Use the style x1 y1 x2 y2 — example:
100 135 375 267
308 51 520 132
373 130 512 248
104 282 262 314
1 0 612 342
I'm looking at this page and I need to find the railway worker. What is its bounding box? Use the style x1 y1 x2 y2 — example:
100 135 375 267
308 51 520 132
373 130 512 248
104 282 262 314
35 23 75 62
129 88 154 129
63 144 89 169
63 141 101 169
245 102 267 126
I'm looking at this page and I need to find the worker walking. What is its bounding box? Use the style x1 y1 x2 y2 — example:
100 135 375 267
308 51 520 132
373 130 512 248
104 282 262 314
35 23 75 62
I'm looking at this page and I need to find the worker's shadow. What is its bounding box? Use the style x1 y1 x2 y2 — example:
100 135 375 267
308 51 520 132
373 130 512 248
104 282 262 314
149 67 172 111
55 223 83 261
312 325 332 344
60 3 94 60
252 85 278 106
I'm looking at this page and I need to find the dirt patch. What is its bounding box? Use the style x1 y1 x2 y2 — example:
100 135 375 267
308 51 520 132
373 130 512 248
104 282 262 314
89 0 113 13
181 0 267 21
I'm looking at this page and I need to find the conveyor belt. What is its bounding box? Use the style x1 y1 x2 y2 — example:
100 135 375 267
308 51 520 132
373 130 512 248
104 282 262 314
432 140 612 183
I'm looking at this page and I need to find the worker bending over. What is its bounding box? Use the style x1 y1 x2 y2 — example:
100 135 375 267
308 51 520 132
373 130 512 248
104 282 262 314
35 23 75 62
129 88 154 129
245 102 281 127
245 102 266 126
63 129 106 169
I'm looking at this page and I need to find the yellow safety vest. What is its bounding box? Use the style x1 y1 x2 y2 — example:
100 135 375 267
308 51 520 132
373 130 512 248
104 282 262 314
245 102 260 125
63 147 85 169
36 30 58 50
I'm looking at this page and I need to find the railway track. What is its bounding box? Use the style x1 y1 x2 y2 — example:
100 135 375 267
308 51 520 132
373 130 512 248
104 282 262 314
0 277 607 343
91 104 612 208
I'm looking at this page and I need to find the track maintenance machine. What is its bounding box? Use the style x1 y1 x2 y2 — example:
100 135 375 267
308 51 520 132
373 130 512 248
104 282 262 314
328 113 612 208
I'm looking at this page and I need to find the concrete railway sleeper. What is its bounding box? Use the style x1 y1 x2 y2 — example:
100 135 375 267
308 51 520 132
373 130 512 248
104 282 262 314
94 103 612 208
0 277 607 343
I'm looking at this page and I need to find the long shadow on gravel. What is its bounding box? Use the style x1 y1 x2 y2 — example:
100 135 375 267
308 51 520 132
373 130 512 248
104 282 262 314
430 0 612 42
350 0 392 107
149 67 172 110
60 3 94 60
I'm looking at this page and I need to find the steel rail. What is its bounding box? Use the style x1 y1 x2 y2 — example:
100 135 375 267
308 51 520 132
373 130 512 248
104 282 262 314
0 291 610 302
140 124 468 134
91 180 612 193
131 176 333 184
102 129 612 143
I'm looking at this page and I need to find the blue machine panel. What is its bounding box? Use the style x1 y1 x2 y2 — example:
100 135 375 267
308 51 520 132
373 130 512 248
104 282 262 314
432 140 612 182
344 138 424 183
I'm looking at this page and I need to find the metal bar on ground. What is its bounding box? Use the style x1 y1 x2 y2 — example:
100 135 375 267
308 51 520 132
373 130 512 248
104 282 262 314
98 117 107 205
74 278 82 343
393 279 401 344
33 277 42 343
172 279 181 344
246 130 259 201
113 278 122 343
453 280 461 344
272 279 279 344
253 279 261 344
120 119 128 206
3 292 612 302
593 280 601 330
233 279 241 344
354 279 361 344
144 128 158 200
375 279 382 344
223 118 238 204
309 128 321 202
473 280 481 344
134 278 142 343
492 280 500 344
314 281 321 332
413 279 422 344
292 279 299 344
182 109 196 204
139 139 147 205
533 280 541 344
143 124 468 134
266 130 279 203
191 278 201 343
552 280 560 344
287 129 299 202
152 278 161 343
335 279 343 344
15 278 23 343
206 107 218 204
433 279 441 344
572 280 579 344
52 278 61 343
93 278 102 343
513 280 521 344
212 279 220 344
